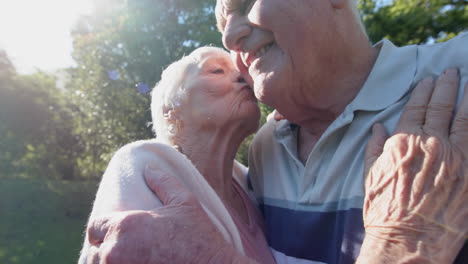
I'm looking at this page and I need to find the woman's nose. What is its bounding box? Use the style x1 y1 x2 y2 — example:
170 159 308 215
222 14 251 52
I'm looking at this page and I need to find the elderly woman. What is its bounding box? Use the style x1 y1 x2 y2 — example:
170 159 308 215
79 47 275 263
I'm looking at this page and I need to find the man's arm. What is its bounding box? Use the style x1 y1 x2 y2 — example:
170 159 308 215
78 142 166 264
85 166 257 264
358 69 468 263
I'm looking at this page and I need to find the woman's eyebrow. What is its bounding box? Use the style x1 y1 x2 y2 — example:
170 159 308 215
200 58 230 69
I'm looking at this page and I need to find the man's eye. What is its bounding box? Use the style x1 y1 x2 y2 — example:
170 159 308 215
212 68 225 74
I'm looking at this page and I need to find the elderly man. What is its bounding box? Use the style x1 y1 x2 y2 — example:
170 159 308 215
215 0 468 262
85 0 468 263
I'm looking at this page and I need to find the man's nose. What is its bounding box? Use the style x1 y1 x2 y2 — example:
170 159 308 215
222 14 251 52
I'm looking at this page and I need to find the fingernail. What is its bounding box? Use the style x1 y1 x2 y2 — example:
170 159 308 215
444 68 458 76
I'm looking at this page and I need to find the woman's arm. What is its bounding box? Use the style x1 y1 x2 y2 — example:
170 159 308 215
358 71 468 263
79 140 252 264
81 165 257 264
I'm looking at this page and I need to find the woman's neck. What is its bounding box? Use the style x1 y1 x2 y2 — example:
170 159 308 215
174 125 247 204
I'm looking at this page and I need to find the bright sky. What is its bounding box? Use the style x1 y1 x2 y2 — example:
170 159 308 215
0 0 94 74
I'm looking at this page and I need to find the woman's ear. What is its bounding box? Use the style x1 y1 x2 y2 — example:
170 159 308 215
164 109 180 123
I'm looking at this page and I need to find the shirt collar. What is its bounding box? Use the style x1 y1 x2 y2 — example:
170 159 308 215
347 39 417 112
274 39 418 139
274 120 297 138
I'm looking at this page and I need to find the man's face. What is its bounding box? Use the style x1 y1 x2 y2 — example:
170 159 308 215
216 0 340 108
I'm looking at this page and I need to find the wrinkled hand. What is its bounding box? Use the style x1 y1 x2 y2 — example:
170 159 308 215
361 69 468 263
85 166 244 264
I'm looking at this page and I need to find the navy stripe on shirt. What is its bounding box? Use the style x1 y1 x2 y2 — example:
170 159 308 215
260 203 364 264
260 203 468 264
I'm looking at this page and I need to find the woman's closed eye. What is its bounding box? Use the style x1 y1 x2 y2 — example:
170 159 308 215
211 68 225 74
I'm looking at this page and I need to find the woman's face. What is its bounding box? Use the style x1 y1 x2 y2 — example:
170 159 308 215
181 50 260 133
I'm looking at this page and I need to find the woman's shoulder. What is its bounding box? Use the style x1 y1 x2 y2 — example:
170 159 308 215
113 139 175 157
109 139 189 168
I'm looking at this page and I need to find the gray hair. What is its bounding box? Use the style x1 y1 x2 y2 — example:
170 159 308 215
150 46 229 142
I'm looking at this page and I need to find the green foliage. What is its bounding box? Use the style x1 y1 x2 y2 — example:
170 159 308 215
0 54 80 179
66 0 223 178
360 0 468 45
3 2 467 263
1 0 467 178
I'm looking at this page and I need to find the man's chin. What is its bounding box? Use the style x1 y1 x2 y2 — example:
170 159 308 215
253 85 269 104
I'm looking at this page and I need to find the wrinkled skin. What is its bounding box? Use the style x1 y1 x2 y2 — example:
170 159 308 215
359 69 468 263
85 71 468 264
85 166 254 264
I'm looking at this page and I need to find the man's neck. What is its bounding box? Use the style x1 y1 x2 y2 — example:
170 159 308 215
290 41 379 138
297 126 319 165
289 40 380 162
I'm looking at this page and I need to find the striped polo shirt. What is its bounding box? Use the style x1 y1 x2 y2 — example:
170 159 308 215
248 34 468 264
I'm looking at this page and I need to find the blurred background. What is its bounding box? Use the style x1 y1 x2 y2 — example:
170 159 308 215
0 0 466 263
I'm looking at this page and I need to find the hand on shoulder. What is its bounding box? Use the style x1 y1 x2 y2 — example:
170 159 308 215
360 69 468 263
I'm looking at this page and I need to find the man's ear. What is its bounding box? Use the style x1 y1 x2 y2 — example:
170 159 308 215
330 0 346 9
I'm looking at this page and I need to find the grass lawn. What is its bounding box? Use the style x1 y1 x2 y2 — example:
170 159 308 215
0 178 98 264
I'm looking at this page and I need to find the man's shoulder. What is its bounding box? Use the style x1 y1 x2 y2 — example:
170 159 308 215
252 119 287 147
416 33 468 64
411 33 468 90
254 119 292 141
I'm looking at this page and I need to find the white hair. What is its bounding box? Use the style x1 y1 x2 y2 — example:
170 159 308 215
150 46 229 142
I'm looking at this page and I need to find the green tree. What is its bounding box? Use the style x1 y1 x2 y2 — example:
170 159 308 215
0 51 80 179
65 0 468 175
68 0 224 178
360 0 468 45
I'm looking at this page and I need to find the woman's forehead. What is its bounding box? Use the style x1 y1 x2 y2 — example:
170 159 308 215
198 51 231 66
